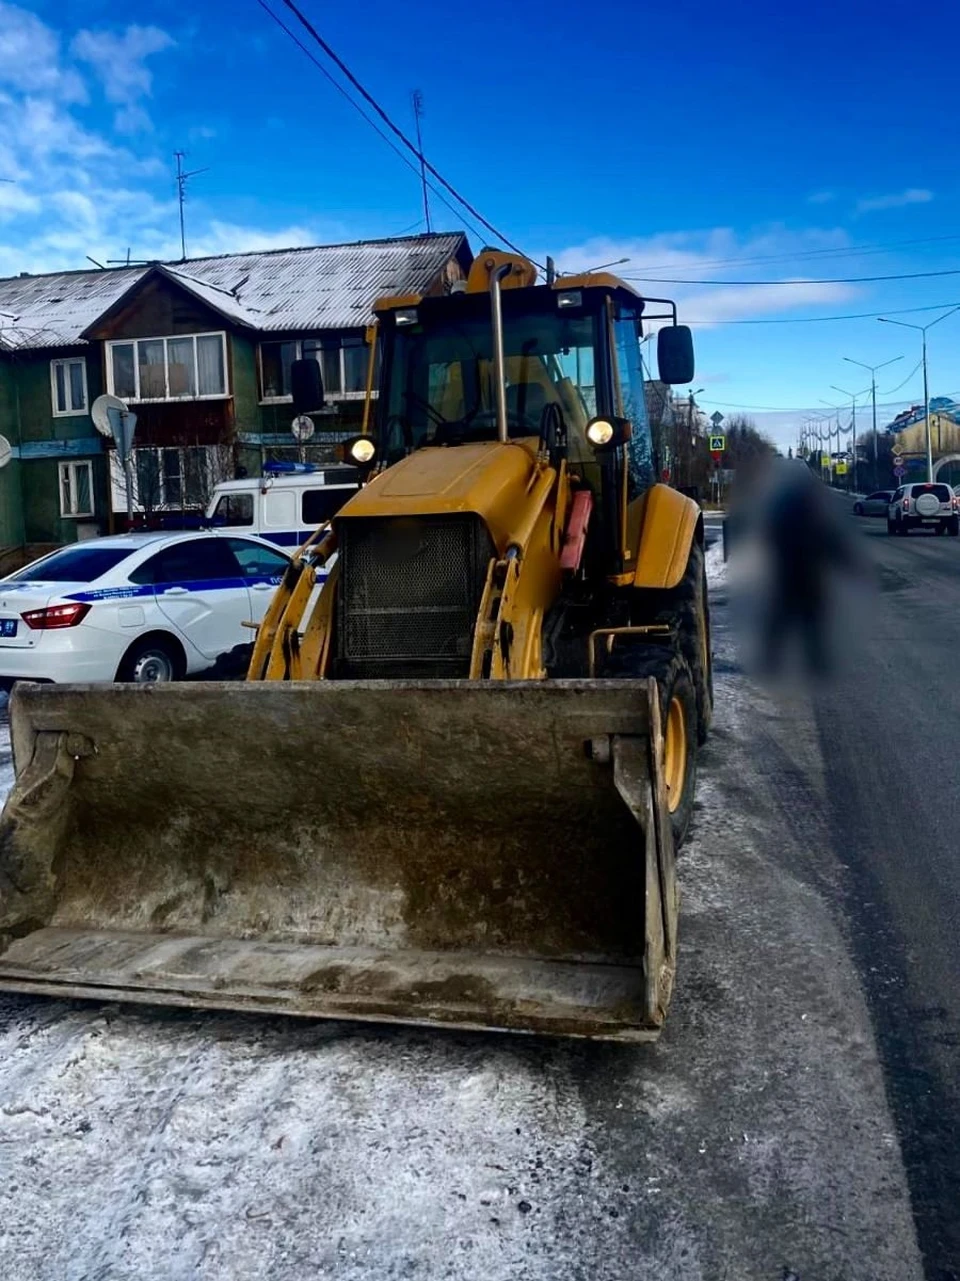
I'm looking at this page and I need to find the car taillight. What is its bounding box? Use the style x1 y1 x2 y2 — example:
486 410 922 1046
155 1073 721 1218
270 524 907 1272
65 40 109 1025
20 602 91 630
903 496 910 511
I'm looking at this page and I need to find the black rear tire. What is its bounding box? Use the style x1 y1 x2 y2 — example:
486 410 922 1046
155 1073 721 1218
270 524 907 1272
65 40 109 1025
627 650 698 849
630 540 713 746
887 519 895 535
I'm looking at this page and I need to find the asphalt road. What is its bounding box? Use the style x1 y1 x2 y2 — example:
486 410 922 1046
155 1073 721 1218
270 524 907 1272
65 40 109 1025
820 508 960 1281
747 501 960 1281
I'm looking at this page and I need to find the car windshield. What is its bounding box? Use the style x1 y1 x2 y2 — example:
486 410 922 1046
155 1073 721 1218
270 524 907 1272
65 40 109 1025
6 545 133 583
383 305 599 454
913 484 951 501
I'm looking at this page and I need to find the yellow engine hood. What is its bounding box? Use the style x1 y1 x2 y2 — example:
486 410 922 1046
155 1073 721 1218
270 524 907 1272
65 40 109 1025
336 440 538 553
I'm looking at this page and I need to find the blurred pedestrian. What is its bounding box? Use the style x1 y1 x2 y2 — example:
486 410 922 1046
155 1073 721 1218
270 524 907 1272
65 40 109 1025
757 461 857 678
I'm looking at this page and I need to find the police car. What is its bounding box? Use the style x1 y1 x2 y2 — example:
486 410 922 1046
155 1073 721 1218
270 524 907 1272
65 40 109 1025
0 531 291 688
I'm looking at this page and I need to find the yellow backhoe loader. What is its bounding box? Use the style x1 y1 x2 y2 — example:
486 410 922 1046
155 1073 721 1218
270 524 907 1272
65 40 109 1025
0 251 711 1041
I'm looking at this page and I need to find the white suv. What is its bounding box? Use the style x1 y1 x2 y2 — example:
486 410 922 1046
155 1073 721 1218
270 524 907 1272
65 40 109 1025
887 483 959 536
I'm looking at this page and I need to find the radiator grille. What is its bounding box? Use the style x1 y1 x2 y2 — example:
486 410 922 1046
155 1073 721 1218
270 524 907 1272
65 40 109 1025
337 516 495 678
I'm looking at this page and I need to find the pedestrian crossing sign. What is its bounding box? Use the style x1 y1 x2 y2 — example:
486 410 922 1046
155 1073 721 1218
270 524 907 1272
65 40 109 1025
709 434 725 452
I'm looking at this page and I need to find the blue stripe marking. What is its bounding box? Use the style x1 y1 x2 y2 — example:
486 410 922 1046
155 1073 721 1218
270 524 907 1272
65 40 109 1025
65 570 326 604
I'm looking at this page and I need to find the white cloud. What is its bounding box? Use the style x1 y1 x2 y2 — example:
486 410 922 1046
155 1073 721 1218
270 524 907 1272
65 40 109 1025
71 24 174 133
553 228 860 327
0 9 336 278
855 188 933 214
0 1 86 102
180 220 330 259
807 191 835 205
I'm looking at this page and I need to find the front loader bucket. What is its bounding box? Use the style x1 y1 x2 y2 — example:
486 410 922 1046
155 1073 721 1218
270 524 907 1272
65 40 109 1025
0 679 678 1041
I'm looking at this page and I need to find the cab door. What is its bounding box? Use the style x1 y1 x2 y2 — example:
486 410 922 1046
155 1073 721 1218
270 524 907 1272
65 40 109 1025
131 537 252 661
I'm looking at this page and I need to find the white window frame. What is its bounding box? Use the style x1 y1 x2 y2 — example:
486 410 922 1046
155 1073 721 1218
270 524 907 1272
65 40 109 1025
258 337 375 404
58 460 95 517
105 332 229 403
50 357 88 417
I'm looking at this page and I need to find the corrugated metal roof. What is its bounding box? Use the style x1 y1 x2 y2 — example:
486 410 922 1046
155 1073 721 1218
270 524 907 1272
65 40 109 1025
0 233 468 351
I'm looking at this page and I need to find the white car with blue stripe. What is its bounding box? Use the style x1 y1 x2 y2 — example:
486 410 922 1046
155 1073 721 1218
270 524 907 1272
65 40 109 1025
0 531 291 687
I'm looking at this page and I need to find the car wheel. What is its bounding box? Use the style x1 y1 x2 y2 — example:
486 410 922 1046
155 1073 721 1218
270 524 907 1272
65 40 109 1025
117 635 183 684
887 518 895 534
937 523 947 535
950 517 960 537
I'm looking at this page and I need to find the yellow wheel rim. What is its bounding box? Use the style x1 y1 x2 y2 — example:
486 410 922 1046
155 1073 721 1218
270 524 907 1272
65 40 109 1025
663 695 687 814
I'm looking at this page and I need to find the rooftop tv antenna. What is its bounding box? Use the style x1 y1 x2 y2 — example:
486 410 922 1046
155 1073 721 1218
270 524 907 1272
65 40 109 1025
175 150 210 261
411 91 431 233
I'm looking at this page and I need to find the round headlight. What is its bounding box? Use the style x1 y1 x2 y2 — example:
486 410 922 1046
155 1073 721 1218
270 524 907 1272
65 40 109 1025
348 437 377 465
586 419 615 447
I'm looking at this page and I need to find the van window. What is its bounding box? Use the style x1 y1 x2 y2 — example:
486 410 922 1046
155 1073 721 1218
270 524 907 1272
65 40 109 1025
212 492 254 526
302 488 353 525
263 489 296 529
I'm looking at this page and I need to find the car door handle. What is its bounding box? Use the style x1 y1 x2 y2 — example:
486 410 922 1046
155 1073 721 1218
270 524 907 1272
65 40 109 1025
252 582 273 591
163 586 189 596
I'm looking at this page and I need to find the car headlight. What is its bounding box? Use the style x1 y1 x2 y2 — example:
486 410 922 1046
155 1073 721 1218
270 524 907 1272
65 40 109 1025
586 419 615 447
347 437 377 465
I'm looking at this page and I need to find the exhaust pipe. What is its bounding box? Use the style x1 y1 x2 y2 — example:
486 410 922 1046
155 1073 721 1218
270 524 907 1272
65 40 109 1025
488 260 511 443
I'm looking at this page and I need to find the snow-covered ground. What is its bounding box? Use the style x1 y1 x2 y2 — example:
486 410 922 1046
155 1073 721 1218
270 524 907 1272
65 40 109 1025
704 537 727 587
0 618 923 1279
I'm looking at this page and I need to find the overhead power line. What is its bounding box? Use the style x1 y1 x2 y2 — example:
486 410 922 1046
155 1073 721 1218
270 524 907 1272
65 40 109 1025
680 301 960 326
631 232 960 274
253 0 491 247
626 266 960 286
269 0 538 264
700 391 958 413
879 359 923 396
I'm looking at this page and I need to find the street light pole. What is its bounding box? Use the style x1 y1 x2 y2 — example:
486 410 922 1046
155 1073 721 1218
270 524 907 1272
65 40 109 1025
831 384 869 493
879 306 960 483
842 354 903 490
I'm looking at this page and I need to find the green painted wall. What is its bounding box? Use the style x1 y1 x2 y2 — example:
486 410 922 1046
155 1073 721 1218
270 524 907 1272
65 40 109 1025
0 358 23 551
230 334 260 436
13 349 109 546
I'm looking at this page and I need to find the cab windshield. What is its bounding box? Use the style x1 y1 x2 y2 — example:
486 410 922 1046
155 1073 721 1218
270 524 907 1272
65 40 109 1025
382 304 600 458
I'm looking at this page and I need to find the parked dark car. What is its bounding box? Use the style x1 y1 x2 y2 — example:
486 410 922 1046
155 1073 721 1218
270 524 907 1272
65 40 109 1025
853 490 893 517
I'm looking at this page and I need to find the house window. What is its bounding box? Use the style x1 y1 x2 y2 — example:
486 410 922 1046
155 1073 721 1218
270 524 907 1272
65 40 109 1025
58 461 94 517
51 358 88 416
134 447 209 509
259 337 378 401
260 341 297 400
106 333 228 402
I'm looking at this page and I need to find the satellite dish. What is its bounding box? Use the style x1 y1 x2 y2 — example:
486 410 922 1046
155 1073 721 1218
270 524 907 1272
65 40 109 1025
92 393 128 438
0 434 11 470
291 415 315 442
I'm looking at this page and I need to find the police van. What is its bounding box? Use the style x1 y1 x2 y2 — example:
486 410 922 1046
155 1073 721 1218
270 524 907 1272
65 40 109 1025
205 461 360 556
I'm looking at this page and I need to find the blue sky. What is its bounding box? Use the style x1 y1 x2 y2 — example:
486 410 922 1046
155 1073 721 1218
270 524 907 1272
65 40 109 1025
2 0 959 447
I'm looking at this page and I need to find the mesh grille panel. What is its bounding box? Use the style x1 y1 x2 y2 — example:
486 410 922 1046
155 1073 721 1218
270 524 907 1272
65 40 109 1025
338 516 494 676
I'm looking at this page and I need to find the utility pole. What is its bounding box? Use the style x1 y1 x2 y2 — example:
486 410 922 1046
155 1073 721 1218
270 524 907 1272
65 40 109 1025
831 384 868 493
843 354 903 490
879 306 960 483
411 91 431 233
174 151 210 261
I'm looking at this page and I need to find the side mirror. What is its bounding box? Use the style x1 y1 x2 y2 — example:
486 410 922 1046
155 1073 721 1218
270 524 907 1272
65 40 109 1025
291 358 325 413
657 325 694 386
